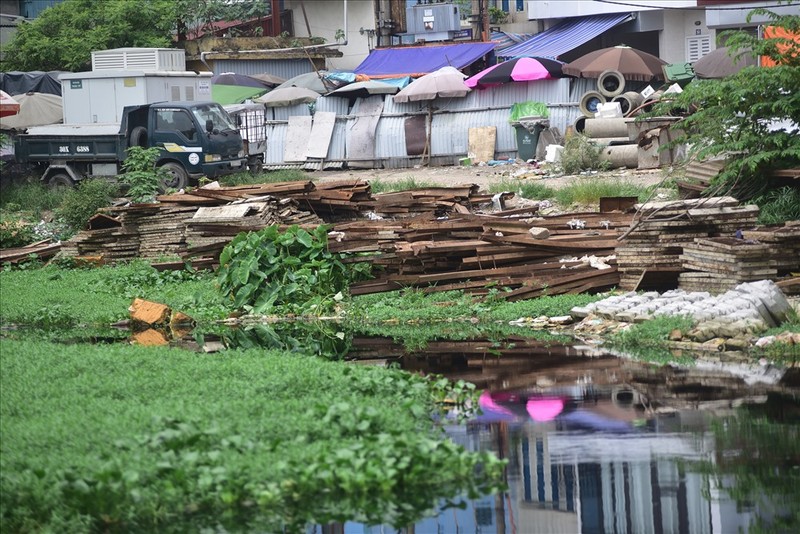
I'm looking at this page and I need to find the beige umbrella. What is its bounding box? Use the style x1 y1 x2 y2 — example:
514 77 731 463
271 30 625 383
693 46 756 79
254 86 320 107
0 92 63 130
392 66 470 103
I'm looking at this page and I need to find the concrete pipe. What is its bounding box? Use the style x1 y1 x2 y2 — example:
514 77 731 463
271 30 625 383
641 90 665 113
588 137 633 146
597 70 626 98
579 91 606 117
598 144 639 168
574 115 588 134
584 117 630 139
612 91 645 116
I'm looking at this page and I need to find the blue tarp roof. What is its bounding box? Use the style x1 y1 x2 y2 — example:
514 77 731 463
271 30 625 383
354 42 496 77
499 13 632 60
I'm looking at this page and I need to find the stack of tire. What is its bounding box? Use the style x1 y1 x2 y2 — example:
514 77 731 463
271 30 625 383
575 70 645 169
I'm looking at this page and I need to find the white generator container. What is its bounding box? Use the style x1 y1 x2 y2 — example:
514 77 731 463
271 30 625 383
60 71 213 124
60 48 212 125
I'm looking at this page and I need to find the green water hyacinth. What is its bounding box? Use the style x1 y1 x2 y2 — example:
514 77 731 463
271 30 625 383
217 225 371 316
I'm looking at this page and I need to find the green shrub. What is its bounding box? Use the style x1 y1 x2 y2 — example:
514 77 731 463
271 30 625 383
559 134 608 175
120 146 164 202
0 213 36 248
55 179 119 230
217 225 372 316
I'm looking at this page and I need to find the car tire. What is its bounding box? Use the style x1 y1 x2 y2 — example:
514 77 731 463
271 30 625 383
157 161 189 192
47 172 76 189
129 126 148 148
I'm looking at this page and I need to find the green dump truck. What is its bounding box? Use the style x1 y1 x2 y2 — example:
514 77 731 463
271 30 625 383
14 101 246 190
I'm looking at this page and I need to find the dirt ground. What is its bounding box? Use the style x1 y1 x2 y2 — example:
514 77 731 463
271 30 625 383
306 162 671 192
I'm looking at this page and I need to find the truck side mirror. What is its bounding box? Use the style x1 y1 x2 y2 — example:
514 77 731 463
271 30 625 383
206 119 214 133
236 115 242 127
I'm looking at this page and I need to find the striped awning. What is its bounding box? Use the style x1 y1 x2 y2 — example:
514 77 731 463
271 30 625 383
499 13 633 60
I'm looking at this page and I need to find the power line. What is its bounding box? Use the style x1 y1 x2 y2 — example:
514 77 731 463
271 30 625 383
593 0 799 11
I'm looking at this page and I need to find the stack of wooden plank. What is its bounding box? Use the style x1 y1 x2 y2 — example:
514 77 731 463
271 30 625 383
0 239 62 264
59 204 196 262
339 211 627 298
741 222 800 274
59 197 318 264
678 237 776 292
616 197 760 291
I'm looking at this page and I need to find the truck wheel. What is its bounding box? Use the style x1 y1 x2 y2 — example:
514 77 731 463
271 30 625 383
129 126 148 148
158 162 189 192
47 173 76 189
248 156 263 176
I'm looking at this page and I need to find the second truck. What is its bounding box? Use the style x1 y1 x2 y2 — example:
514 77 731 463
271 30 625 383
14 101 247 190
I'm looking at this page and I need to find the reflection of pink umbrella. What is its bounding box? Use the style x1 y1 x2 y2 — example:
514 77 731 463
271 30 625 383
465 57 567 89
526 398 565 422
0 90 21 118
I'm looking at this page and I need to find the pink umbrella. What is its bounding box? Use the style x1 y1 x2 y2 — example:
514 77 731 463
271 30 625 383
465 57 568 89
526 397 565 422
0 90 21 118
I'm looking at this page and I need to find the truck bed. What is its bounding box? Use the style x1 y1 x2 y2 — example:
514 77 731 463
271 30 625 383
16 123 126 162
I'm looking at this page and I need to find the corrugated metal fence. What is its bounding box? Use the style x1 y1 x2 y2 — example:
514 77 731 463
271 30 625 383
264 78 599 170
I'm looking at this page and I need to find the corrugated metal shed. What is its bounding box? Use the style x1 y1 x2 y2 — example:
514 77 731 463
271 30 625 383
263 78 600 170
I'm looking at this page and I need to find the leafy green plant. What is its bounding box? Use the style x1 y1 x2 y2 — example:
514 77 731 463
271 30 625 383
55 178 119 231
559 134 608 175
0 339 506 532
217 225 372 316
650 8 800 200
488 6 508 24
120 146 165 202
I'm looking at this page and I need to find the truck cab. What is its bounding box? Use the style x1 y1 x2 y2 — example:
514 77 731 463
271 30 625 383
124 102 246 189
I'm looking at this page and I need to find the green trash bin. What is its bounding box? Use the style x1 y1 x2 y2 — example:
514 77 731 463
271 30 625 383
513 116 548 161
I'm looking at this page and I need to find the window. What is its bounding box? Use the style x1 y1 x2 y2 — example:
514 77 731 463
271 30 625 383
687 35 712 62
155 110 197 141
517 0 524 11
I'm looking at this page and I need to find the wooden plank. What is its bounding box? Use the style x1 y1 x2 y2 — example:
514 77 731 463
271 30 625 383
306 111 337 159
284 115 313 162
468 126 496 163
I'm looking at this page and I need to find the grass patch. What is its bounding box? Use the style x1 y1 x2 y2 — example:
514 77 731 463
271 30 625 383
0 339 505 532
215 168 309 187
554 179 654 207
608 315 695 364
753 186 800 225
0 261 227 327
370 177 436 194
0 181 66 217
487 179 556 200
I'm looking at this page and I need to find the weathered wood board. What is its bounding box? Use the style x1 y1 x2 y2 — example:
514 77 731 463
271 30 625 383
468 126 496 163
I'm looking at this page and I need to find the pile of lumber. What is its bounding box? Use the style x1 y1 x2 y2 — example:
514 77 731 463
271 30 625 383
60 196 318 264
331 210 633 299
0 239 61 265
615 197 760 291
678 237 776 292
741 222 800 275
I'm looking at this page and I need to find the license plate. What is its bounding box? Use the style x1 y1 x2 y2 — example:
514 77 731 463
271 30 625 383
231 160 242 167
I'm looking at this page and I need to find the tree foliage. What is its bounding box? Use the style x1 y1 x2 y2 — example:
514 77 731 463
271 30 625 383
4 0 181 71
3 0 274 71
654 8 800 198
